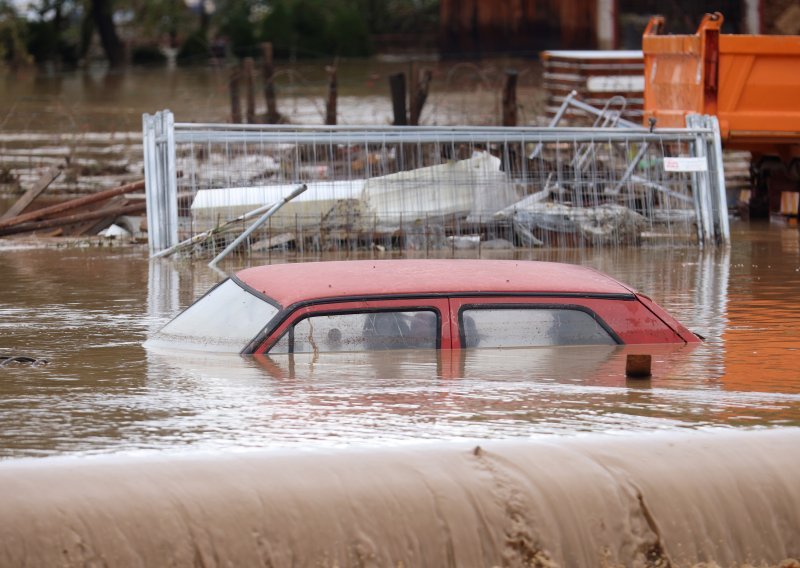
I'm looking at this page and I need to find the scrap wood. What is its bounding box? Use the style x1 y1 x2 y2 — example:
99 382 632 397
0 202 145 236
0 179 145 230
0 165 63 221
66 196 130 237
251 232 294 251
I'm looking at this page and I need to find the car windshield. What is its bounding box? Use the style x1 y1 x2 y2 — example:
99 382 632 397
146 279 279 352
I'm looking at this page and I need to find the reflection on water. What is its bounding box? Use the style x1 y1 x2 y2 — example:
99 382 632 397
1 221 799 457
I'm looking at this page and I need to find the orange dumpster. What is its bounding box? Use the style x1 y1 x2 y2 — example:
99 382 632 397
642 13 800 217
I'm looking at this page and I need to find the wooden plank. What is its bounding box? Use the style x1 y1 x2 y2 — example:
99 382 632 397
66 196 128 236
0 202 146 236
0 165 62 220
0 179 144 230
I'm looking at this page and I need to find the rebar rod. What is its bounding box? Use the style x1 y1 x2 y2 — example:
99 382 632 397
208 184 307 268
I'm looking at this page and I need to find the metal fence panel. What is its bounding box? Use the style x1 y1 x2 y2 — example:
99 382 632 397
143 111 728 257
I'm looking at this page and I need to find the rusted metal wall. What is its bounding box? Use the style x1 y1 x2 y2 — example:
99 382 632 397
439 0 597 55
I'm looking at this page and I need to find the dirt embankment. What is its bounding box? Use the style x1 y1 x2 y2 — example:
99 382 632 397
0 429 798 567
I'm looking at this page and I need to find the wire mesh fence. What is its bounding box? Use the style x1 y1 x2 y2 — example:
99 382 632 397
144 111 729 258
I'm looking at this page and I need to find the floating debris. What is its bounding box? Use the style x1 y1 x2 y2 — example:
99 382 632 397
0 356 48 367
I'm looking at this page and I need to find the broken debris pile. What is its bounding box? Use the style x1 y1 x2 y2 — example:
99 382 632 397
0 170 146 239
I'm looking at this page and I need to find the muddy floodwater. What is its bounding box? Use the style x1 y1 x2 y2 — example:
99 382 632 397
2 222 800 566
1 221 799 458
4 62 800 566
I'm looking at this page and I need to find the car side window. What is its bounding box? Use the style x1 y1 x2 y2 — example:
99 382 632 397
269 310 438 353
461 307 616 348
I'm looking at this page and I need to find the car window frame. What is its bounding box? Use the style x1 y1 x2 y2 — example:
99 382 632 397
452 299 622 349
254 298 451 354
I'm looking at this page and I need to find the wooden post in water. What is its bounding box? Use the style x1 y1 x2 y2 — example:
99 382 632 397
502 69 518 127
409 67 433 126
261 42 279 123
389 72 408 126
230 64 242 124
243 57 256 124
325 64 337 125
626 354 652 378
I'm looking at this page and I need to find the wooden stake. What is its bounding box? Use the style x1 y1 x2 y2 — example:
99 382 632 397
409 68 433 126
261 42 279 123
502 69 518 127
230 64 242 124
389 72 408 126
243 57 256 124
626 354 652 378
325 64 337 125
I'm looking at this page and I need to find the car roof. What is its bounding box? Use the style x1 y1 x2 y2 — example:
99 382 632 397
235 260 635 307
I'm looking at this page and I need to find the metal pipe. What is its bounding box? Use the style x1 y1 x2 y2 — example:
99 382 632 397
174 129 705 146
609 143 649 195
151 200 279 259
528 90 576 159
208 184 307 268
564 98 643 130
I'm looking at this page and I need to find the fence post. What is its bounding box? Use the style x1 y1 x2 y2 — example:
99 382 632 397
502 69 518 127
325 64 337 125
163 110 179 251
243 57 256 124
687 114 714 245
229 64 242 123
142 113 159 255
143 110 179 255
389 72 407 126
409 68 433 126
262 42 279 123
707 115 730 244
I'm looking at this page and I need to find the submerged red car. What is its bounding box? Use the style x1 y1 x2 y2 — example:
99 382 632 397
146 260 701 354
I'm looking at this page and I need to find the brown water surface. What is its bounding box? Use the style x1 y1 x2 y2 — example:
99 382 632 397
1 220 798 458
0 59 545 132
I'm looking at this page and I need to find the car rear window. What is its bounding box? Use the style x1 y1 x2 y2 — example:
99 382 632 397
269 310 438 353
461 307 616 348
148 279 279 352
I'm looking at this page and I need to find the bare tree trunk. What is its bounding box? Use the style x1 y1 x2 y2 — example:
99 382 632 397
91 0 125 68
